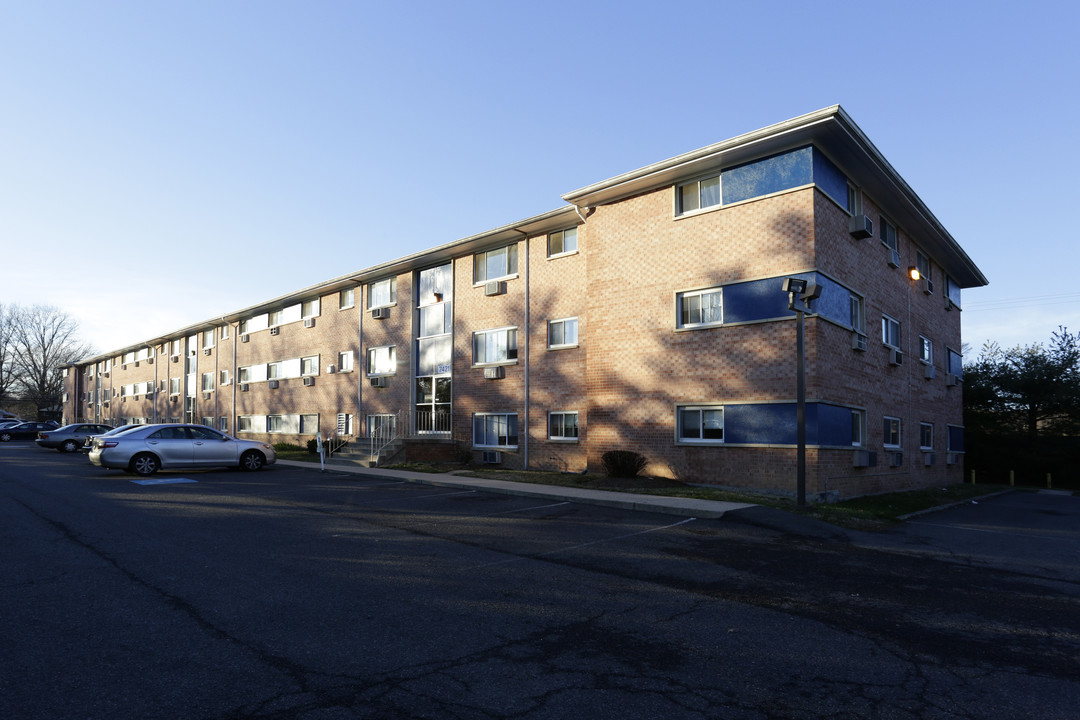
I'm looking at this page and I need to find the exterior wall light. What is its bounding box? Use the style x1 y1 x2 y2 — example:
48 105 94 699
909 267 921 281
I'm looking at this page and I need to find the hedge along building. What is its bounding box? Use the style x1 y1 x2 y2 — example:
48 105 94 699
63 106 987 500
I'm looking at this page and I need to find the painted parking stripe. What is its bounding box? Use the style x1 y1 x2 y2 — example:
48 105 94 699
130 478 199 486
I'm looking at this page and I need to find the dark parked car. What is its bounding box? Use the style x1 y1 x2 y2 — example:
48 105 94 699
88 423 277 476
35 423 115 452
0 421 60 442
82 424 141 449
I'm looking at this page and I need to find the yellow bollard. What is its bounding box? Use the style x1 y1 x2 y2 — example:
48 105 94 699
970 469 976 485
1010 470 1015 487
1047 473 1052 489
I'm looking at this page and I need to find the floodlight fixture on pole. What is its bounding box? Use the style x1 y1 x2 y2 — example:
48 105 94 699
783 276 820 507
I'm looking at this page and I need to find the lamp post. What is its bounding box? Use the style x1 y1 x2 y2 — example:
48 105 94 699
783 277 822 507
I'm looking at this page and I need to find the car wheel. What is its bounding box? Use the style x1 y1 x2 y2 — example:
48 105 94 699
0 433 11 442
239 450 265 471
61 439 79 453
130 453 159 476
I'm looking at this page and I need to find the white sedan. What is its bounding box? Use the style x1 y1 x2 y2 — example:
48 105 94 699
89 423 276 476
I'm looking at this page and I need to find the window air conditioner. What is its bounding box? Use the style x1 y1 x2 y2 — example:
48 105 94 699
889 348 904 366
147 357 153 364
304 317 316 328
888 249 901 268
103 372 110 378
269 326 280 336
371 307 389 320
170 396 177 403
202 392 211 400
484 281 506 296
482 451 502 464
923 452 937 466
945 373 959 387
241 334 250 343
303 376 315 386
944 297 954 311
327 364 337 374
369 376 387 388
240 383 250 392
848 214 873 239
923 364 936 380
946 453 960 466
483 366 505 379
888 451 904 467
268 380 279 389
171 355 180 363
203 348 211 356
852 332 867 352
852 449 876 468
922 278 935 295
133 395 140 401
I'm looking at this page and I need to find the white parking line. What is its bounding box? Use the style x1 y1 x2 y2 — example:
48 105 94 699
130 478 199 486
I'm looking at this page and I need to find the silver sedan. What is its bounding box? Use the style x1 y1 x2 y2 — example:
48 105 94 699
88 423 277 476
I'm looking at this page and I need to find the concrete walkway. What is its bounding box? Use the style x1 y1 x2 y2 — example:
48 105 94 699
276 459 755 519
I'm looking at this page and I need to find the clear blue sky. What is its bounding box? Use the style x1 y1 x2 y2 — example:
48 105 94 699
2 0 1077 357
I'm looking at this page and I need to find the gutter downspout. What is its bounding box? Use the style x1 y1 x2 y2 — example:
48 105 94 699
516 229 530 469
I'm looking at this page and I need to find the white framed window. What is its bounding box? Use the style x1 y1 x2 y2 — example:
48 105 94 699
850 294 865 333
201 372 214 392
338 351 354 373
473 413 519 449
882 314 901 349
336 413 353 435
201 329 215 349
548 412 579 441
920 422 934 450
302 298 320 318
676 175 721 215
367 346 396 376
339 287 355 310
474 244 518 284
883 416 902 448
238 319 249 335
301 356 319 376
300 414 319 434
268 309 284 327
846 183 863 215
851 409 866 447
548 318 578 349
267 415 284 433
919 335 933 364
171 339 182 356
219 369 231 386
946 347 963 378
267 362 283 380
220 324 230 340
473 327 518 365
219 416 228 432
678 405 724 443
916 251 932 290
169 377 181 396
547 227 578 257
880 215 898 251
238 416 253 432
677 287 723 328
200 417 214 428
368 278 396 309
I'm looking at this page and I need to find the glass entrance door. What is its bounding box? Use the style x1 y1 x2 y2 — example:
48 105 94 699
416 376 451 434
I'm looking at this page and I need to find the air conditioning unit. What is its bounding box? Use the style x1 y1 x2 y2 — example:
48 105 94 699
202 392 211 400
946 453 960 466
147 357 153 364
268 380 279 389
848 214 873 239
304 317 316 328
945 373 959 387
103 401 109 408
327 364 337 374
103 372 110 378
851 332 867 352
888 249 901 268
303 376 315 387
369 376 387 388
922 278 935 295
133 395 140 401
888 451 904 467
240 383 250 392
371 307 389 320
482 451 502 464
923 364 936 380
889 348 904 366
944 297 954 312
170 396 177 403
241 334 250 343
203 348 211 356
269 326 280 336
171 355 180 363
852 450 877 468
483 366 505 380
923 452 937 466
484 280 506 296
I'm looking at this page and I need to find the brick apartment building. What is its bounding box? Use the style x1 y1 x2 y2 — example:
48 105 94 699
62 106 987 500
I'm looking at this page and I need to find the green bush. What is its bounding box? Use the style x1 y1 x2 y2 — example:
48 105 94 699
273 442 308 453
601 450 648 478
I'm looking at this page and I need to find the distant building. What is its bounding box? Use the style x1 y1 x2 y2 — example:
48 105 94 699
63 106 987 500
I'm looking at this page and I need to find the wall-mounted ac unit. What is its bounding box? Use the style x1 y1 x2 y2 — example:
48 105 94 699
171 355 180 363
327 364 337 374
888 249 901 268
133 395 140 401
241 334 250 343
887 451 904 467
170 396 177 403
889 348 904 366
304 317 316 328
303 376 315 387
202 392 211 400
103 401 109 408
269 326 280 336
482 451 502 464
484 280 506 296
946 453 960 466
103 372 110 378
923 364 936 380
203 348 211 356
268 380 279 389
922 278 935 295
852 449 877 468
371 307 389 320
923 452 937 466
240 383 250 392
945 373 959 387
483 366 505 379
848 214 873 239
944 297 954 312
369 376 387 388
851 332 867 352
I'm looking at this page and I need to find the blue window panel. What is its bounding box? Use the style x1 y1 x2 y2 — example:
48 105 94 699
948 426 965 453
811 149 849 208
815 403 858 446
722 147 813 205
721 402 856 446
723 273 850 326
806 274 853 326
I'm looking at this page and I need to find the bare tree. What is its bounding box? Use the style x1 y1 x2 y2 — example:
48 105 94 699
9 304 94 419
0 303 17 408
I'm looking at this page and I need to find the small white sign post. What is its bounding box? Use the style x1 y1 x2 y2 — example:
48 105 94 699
316 432 325 472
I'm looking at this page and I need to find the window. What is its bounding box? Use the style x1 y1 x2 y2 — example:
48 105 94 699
301 356 318 376
474 244 518 284
268 310 284 327
946 348 963 378
678 406 724 443
169 377 181 396
473 328 518 365
945 276 962 308
920 422 934 450
201 329 215 349
267 362 283 380
339 287 355 309
850 294 865 333
200 417 214 428
548 227 578 257
846 183 862 215
676 175 721 215
882 314 901 349
171 339 182 356
368 278 396 308
337 413 353 435
302 298 320 318
880 215 898 251
678 287 723 328
919 335 933 364
883 417 902 448
548 318 578 349
238 366 251 383
219 417 228 432
238 416 253 432
201 372 214 392
220 324 230 340
300 414 319 434
916 251 932 289
548 412 579 441
267 415 284 433
219 369 231 386
473 413 518 449
338 351 354 373
238 319 249 335
367 346 396 376
851 409 866 447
